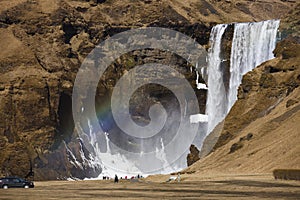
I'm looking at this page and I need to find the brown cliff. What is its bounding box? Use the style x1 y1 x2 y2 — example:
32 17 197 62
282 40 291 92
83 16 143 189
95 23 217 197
0 0 297 180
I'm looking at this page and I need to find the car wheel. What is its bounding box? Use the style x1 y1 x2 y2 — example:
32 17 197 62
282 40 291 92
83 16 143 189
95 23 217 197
24 185 29 189
3 185 8 189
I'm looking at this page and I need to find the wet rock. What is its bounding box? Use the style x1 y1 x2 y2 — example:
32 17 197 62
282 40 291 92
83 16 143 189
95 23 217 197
187 145 200 166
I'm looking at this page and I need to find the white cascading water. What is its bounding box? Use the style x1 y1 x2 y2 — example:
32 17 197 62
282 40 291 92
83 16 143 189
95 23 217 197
90 120 143 178
206 24 228 134
155 138 174 173
205 19 280 135
228 19 280 110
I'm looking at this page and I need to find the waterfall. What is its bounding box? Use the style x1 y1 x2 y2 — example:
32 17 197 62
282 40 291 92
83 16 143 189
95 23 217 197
155 138 174 173
206 24 228 134
228 19 280 110
75 20 280 179
104 133 111 154
206 19 280 135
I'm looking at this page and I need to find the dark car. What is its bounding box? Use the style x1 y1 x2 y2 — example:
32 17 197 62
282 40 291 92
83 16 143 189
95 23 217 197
0 177 34 189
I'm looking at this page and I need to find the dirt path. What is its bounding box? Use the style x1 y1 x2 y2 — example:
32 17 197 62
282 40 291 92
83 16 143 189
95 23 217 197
0 174 299 199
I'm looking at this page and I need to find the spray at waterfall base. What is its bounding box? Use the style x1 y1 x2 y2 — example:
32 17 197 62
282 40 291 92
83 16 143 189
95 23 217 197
71 20 280 179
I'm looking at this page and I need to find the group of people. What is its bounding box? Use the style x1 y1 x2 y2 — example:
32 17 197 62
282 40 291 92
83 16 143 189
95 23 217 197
107 173 181 183
113 174 143 183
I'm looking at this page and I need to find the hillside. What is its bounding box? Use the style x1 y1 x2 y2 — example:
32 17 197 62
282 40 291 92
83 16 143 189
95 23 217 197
183 36 300 177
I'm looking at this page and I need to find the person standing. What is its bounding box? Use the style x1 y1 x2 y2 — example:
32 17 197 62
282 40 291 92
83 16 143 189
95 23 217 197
177 173 181 183
114 174 119 183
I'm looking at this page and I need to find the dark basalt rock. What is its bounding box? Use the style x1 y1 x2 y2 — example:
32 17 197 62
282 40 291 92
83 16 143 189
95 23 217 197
187 144 200 166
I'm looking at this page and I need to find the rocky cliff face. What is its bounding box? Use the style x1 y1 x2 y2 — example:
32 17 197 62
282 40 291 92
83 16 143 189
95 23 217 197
215 36 300 149
0 0 296 180
185 35 300 175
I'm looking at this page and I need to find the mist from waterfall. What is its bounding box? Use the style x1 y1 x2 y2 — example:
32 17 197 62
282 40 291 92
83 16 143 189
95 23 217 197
206 19 280 135
74 20 280 180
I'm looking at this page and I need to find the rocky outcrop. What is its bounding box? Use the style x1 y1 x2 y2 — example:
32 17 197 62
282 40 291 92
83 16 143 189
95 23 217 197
187 145 200 166
213 36 300 150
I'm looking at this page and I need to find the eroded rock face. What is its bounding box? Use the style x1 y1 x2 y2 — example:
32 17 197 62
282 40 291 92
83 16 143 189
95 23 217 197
0 0 295 179
0 0 211 180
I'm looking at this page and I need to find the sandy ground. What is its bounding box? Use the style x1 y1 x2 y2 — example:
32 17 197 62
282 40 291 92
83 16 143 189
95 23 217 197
0 174 299 200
